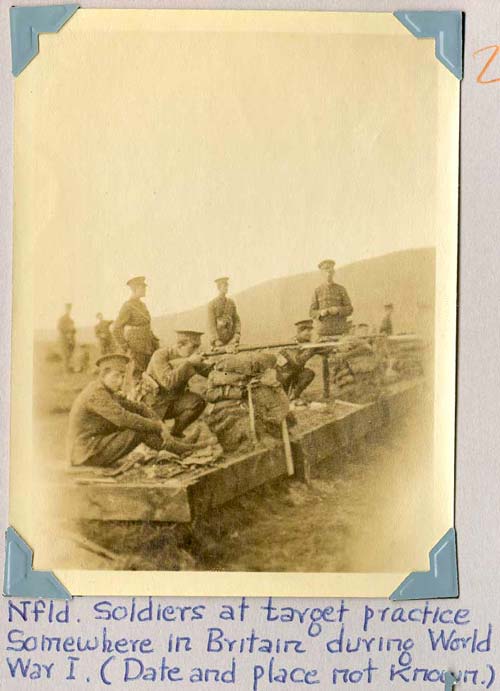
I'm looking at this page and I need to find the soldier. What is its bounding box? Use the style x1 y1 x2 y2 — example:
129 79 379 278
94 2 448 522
207 276 241 351
112 276 159 378
67 353 164 468
310 260 353 398
145 330 213 438
379 303 394 336
57 303 76 373
94 313 114 356
309 259 353 338
277 319 317 403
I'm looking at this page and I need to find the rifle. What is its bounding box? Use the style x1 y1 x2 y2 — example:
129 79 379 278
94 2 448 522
201 333 418 358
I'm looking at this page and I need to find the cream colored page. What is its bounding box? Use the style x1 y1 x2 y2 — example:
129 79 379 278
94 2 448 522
11 10 458 595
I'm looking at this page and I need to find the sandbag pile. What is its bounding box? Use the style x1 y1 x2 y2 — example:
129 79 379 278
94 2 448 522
331 338 384 389
388 337 425 379
205 352 289 453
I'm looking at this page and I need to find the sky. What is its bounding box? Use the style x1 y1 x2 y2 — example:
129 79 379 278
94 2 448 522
23 11 443 330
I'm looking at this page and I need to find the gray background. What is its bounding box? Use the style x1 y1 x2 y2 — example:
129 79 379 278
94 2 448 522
0 0 499 688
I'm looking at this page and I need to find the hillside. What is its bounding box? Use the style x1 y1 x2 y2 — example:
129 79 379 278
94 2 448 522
153 247 435 345
36 248 435 346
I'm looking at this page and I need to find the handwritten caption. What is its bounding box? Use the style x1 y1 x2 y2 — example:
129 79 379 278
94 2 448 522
2 598 496 688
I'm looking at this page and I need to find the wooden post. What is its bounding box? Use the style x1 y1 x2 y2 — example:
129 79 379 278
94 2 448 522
246 383 259 446
322 354 330 399
281 419 294 476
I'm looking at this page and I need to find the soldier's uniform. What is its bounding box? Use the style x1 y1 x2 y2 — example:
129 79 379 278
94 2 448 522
207 277 241 347
67 369 163 468
145 342 212 437
57 310 76 372
95 319 114 355
112 277 159 376
277 319 318 399
277 348 315 400
309 260 353 337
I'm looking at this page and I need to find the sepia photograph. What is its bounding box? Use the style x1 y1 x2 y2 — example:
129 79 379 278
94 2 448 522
9 9 458 596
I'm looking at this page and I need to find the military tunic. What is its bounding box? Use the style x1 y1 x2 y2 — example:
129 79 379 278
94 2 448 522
145 347 212 436
112 298 159 373
309 282 353 337
207 296 241 346
57 314 76 371
67 379 162 467
277 347 316 399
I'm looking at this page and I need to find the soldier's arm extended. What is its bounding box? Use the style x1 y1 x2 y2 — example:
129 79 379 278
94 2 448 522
194 360 214 378
338 286 354 317
88 388 162 434
309 288 321 319
112 303 131 352
116 394 159 419
147 350 194 391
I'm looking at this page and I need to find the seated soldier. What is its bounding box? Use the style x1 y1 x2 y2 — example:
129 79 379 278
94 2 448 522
67 353 164 468
145 330 213 438
277 319 317 403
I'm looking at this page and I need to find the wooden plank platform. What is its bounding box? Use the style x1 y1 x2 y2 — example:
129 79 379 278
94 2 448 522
56 378 425 523
61 479 192 522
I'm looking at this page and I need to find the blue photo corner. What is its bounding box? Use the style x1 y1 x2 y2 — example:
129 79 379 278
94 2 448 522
390 528 458 601
3 527 72 599
394 10 463 79
10 4 79 77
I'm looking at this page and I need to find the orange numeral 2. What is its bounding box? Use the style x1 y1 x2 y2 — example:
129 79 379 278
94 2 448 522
473 44 500 84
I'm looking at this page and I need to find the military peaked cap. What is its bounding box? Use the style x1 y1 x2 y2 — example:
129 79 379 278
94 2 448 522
318 259 336 270
295 319 314 328
96 353 130 369
127 276 146 287
214 276 229 284
384 303 394 309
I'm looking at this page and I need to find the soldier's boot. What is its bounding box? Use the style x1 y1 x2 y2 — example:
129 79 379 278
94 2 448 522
171 399 206 438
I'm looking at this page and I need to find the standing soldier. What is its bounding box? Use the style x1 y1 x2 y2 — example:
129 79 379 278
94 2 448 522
276 319 317 403
309 259 353 337
310 260 353 398
112 276 160 379
207 276 241 351
145 330 213 438
379 303 394 336
57 303 76 373
94 313 114 356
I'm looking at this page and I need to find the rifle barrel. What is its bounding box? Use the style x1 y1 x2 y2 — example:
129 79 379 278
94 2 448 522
202 333 421 357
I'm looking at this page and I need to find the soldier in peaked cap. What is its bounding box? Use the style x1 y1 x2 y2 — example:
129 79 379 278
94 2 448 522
67 353 165 467
207 276 241 351
276 319 319 403
144 329 214 438
112 276 160 379
379 303 394 336
309 260 353 338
